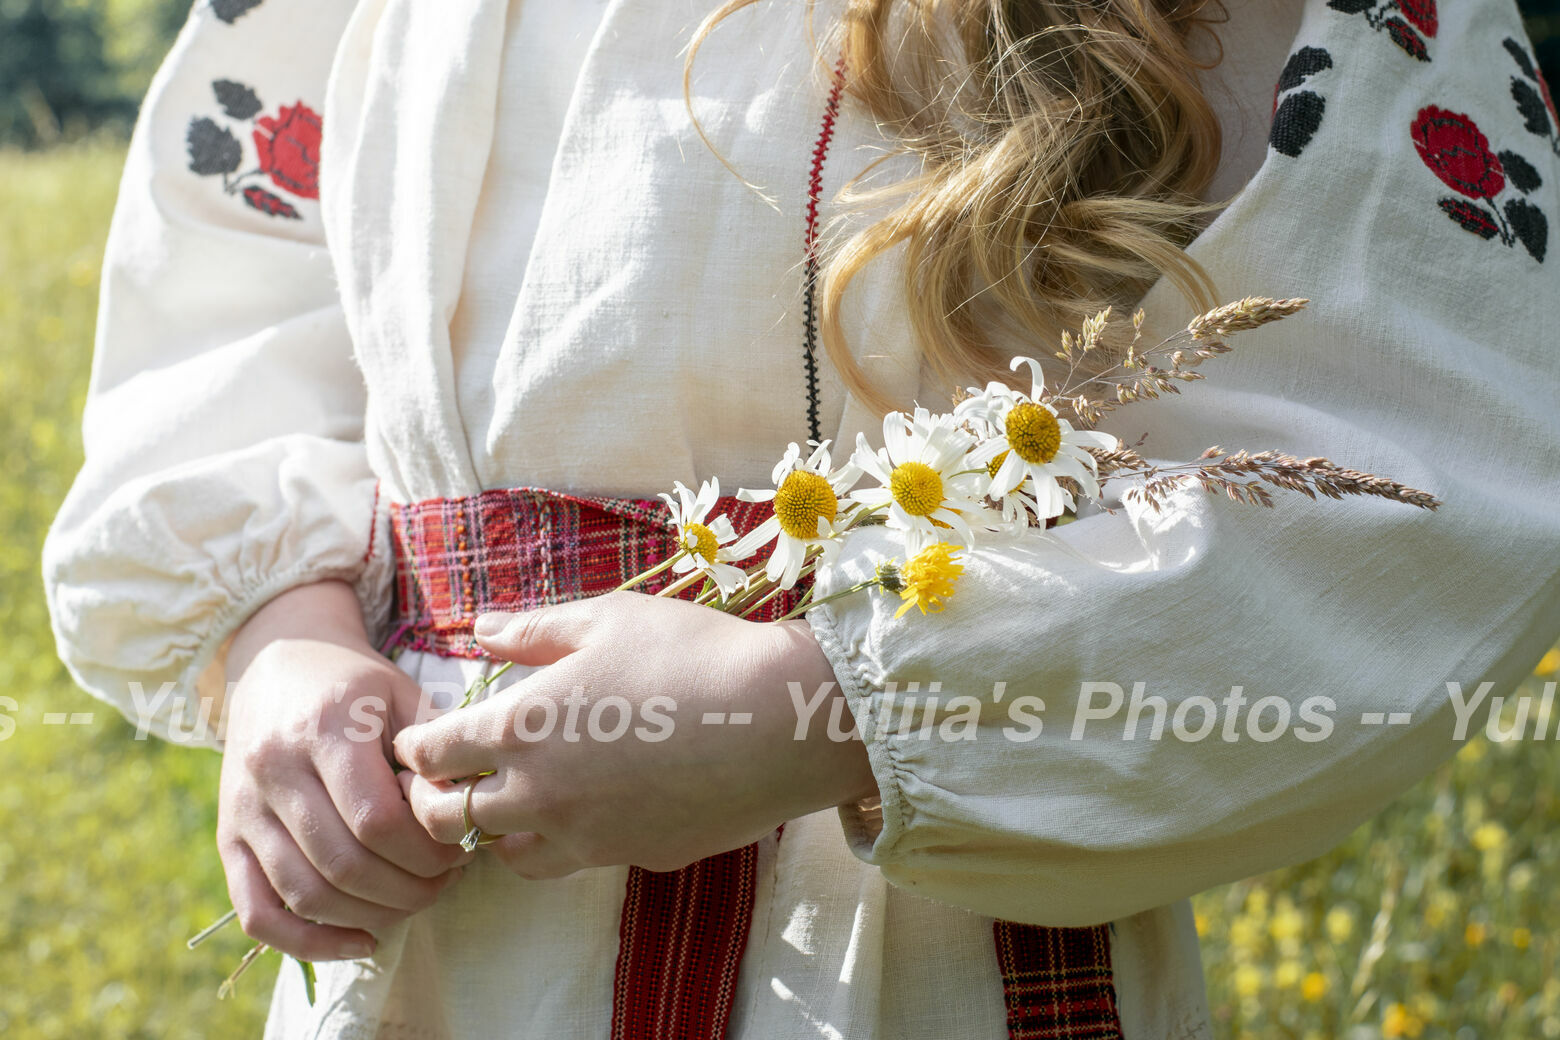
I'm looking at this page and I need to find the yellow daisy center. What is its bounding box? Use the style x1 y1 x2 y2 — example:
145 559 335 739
1006 402 1062 465
894 542 965 618
681 522 720 563
773 470 838 540
890 461 944 517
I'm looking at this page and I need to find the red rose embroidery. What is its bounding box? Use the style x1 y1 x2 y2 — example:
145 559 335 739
1411 106 1505 199
253 102 322 199
1396 0 1436 37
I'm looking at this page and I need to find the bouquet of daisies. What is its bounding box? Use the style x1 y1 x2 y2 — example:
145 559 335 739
620 296 1441 622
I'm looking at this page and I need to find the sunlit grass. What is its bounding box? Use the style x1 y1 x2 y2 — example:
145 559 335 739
0 142 1555 1039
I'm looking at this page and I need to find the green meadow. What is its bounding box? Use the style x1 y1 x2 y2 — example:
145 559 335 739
1 143 1556 1039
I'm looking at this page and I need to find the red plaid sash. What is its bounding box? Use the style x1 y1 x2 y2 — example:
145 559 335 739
387 486 1121 1039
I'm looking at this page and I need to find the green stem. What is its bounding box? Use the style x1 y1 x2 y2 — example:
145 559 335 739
776 577 881 622
738 580 792 619
460 660 515 709
613 551 685 593
654 569 704 599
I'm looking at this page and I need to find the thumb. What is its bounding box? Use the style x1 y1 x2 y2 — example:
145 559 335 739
473 599 595 667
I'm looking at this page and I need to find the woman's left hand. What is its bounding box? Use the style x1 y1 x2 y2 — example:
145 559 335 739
393 591 878 878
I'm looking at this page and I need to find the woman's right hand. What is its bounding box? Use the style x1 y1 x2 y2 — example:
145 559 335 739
218 579 470 962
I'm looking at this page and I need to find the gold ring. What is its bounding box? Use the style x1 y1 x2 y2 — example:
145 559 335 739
459 777 500 851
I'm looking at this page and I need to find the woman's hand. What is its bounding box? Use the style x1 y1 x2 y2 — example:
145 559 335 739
218 580 470 961
393 591 878 879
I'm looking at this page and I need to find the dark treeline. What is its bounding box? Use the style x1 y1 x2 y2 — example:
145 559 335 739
2 0 1559 148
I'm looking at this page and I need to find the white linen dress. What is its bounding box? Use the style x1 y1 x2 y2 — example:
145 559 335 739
42 0 1560 1036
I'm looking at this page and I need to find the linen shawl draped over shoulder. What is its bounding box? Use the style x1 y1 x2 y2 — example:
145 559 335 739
42 0 1560 1035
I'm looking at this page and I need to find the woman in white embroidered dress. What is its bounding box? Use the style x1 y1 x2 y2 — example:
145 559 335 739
43 0 1560 1036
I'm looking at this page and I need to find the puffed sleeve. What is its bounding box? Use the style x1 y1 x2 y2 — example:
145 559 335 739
41 0 390 749
806 0 1560 926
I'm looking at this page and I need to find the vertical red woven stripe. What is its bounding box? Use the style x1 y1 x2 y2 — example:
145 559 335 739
610 845 761 1040
993 922 1123 1039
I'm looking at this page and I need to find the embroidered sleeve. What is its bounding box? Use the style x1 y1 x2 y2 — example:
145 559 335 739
806 0 1560 926
42 0 388 748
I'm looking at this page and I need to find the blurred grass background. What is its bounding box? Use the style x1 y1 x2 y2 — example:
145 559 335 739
2 2 1559 1038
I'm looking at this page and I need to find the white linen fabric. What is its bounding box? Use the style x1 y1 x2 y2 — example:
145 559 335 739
41 0 1560 1036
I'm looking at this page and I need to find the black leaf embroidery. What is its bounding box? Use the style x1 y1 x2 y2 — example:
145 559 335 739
1277 46 1334 92
209 0 263 24
1505 197 1549 261
1511 78 1553 137
1496 150 1542 193
1503 37 1536 79
1326 0 1376 12
213 79 263 121
186 117 242 176
1383 18 1429 62
1271 91 1327 157
1438 198 1500 239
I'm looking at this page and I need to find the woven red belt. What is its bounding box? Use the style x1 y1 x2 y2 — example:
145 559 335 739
387 485 1122 1040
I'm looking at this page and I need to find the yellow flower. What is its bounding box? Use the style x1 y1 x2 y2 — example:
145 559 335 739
1270 905 1305 943
1471 821 1507 852
1274 960 1303 989
1537 647 1560 676
1325 907 1355 943
1466 921 1488 948
893 542 965 618
1232 964 1264 998
1301 972 1328 1003
1193 911 1209 937
1514 927 1533 950
1383 1002 1425 1039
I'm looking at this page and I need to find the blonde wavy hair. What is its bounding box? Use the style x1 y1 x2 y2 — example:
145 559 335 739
686 0 1230 415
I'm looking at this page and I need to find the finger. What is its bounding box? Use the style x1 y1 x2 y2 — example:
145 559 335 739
393 695 506 782
489 831 584 881
315 737 472 878
404 770 521 846
246 813 414 931
473 598 600 666
277 773 463 911
225 839 377 962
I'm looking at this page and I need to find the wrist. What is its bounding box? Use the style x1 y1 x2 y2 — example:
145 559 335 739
225 579 369 683
773 620 880 811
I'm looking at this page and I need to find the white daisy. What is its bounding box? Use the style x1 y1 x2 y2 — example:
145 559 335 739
658 478 748 597
958 356 1117 521
848 407 993 554
731 441 860 590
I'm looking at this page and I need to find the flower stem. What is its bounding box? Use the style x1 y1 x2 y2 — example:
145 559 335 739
776 578 881 621
613 551 685 593
654 569 704 599
460 660 515 709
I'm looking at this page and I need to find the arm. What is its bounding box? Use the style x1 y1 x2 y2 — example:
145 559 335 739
42 0 465 959
42 0 386 746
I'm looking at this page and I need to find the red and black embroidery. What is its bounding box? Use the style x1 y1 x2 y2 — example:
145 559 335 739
186 80 321 220
209 0 264 24
1413 105 1548 261
1503 37 1560 157
1270 46 1332 158
1326 0 1435 61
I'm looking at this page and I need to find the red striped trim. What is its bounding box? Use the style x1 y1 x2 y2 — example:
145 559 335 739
611 844 762 1040
994 922 1123 1039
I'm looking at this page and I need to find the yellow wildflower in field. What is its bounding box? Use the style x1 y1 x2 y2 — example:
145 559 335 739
1233 964 1264 998
1382 1002 1426 1039
1466 921 1488 947
1514 927 1533 950
1270 904 1305 943
1471 821 1507 851
1325 906 1354 943
1301 972 1328 1002
1274 960 1303 989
